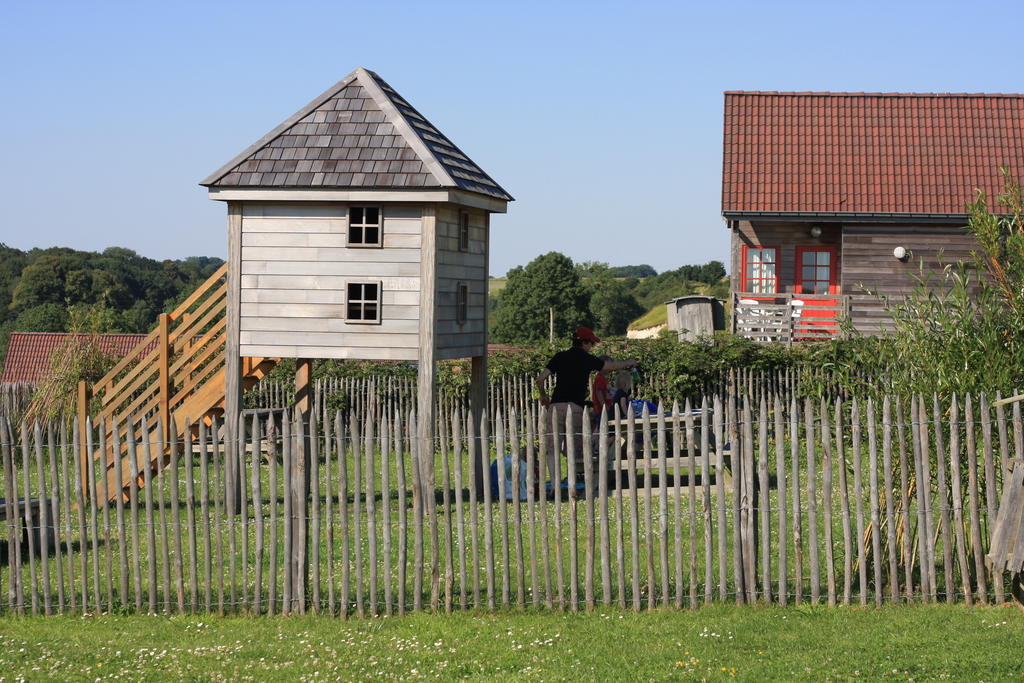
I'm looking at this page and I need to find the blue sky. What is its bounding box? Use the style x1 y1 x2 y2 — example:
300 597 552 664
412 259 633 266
2 0 1022 276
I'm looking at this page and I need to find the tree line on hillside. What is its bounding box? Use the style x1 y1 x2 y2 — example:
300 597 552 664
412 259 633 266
607 264 657 278
0 244 224 366
490 253 728 344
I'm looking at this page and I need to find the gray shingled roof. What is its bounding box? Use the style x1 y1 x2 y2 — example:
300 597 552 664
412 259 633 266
201 67 512 201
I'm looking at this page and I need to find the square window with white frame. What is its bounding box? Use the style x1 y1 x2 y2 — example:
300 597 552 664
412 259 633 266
741 245 779 294
348 206 382 247
346 281 381 323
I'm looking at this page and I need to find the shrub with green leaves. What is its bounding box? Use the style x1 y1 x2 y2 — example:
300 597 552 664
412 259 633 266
842 171 1024 396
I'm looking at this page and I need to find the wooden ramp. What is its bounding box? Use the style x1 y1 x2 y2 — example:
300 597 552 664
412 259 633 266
79 264 277 501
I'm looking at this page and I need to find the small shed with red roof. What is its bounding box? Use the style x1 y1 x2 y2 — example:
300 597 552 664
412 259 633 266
721 91 1024 339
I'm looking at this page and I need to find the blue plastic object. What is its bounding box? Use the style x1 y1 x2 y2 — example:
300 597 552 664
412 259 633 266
630 399 658 415
489 453 531 501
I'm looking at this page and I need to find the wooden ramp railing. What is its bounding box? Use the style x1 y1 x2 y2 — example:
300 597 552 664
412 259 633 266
78 264 277 500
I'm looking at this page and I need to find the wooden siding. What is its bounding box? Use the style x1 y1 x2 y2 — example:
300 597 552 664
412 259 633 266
434 205 488 358
666 297 723 341
841 224 978 335
239 203 422 360
730 220 978 336
730 220 842 294
238 345 418 361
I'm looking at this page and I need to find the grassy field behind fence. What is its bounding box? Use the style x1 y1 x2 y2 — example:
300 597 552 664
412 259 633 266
1 387 1020 617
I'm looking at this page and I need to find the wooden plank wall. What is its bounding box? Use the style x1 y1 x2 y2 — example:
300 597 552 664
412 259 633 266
238 203 423 361
730 220 842 294
841 225 978 335
434 205 487 361
731 220 979 336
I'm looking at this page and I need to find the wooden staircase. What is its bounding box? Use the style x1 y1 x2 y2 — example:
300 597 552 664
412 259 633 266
78 264 278 501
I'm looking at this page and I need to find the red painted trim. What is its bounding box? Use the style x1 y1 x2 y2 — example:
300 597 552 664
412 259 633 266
795 246 840 294
740 244 780 294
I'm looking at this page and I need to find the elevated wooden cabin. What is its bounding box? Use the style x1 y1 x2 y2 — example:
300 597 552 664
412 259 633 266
721 91 1024 341
202 67 512 485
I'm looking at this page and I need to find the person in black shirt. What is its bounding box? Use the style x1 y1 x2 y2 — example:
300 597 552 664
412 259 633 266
535 327 637 489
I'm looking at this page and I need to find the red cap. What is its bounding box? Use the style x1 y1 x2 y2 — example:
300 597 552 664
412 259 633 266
574 327 601 343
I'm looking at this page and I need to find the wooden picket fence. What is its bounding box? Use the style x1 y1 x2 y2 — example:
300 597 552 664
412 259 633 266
0 383 33 423
1 389 1020 616
248 366 896 426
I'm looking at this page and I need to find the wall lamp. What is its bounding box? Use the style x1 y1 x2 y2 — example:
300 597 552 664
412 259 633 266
809 225 822 238
893 246 911 262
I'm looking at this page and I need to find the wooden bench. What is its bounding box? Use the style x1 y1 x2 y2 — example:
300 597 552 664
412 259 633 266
603 411 733 495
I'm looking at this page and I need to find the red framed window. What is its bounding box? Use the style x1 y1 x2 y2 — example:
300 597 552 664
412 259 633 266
740 245 779 294
795 246 839 294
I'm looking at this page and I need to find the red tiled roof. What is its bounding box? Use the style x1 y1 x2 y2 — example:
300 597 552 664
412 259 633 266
1 332 153 384
722 92 1024 216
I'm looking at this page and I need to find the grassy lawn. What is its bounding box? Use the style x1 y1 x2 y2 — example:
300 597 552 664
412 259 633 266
629 304 668 330
0 604 1021 679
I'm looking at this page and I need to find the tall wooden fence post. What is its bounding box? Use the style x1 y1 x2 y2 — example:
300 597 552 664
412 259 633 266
293 360 314 613
77 380 91 494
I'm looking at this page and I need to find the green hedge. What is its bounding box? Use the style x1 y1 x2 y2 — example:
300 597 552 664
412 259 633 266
262 333 828 403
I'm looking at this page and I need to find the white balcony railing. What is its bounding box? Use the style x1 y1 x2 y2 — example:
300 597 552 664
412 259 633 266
732 292 848 344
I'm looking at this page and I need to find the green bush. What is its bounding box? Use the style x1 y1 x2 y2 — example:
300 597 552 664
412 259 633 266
839 171 1024 396
261 335 812 406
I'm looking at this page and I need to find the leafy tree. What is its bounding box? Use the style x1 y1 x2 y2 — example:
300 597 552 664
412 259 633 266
628 260 727 311
0 243 224 369
491 252 592 344
608 264 657 278
10 252 76 310
120 299 158 333
631 272 696 311
180 255 224 274
672 260 726 285
100 246 137 259
580 263 644 337
11 303 68 332
0 244 28 323
590 279 644 337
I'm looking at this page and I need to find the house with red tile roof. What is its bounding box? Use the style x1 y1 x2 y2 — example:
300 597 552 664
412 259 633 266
0 332 153 385
721 91 1024 340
